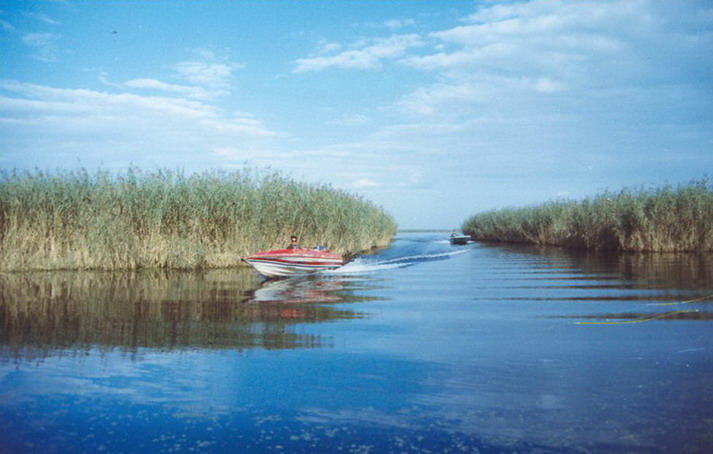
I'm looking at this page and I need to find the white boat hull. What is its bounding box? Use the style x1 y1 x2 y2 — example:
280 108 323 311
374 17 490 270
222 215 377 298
243 249 344 278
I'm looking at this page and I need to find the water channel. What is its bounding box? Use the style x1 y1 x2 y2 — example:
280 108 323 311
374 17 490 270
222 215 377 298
1 232 712 453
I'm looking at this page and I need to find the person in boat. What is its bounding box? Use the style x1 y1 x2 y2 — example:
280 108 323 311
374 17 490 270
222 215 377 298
287 235 301 250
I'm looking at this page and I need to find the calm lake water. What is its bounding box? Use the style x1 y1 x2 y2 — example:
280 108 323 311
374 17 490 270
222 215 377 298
2 232 712 453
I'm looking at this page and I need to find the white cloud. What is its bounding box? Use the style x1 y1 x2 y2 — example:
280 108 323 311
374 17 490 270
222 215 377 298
0 81 276 169
353 179 380 189
94 50 243 100
24 12 62 26
172 49 243 97
316 41 342 54
21 32 64 62
534 78 564 93
176 60 235 87
398 0 713 120
294 34 423 72
384 19 415 30
123 78 210 100
1 19 17 33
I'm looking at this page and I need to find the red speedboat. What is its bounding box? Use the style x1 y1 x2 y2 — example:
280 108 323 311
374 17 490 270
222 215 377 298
242 247 344 278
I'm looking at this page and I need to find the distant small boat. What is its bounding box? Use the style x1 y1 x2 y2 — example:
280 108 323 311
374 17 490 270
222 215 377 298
449 233 471 245
242 247 344 278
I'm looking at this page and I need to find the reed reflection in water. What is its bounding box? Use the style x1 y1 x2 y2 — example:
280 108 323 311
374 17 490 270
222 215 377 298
472 243 713 322
0 269 367 362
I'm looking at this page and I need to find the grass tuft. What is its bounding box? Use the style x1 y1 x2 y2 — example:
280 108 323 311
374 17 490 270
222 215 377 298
0 167 397 271
462 179 713 252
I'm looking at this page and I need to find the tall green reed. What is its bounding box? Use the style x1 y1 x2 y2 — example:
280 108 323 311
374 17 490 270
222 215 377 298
0 168 397 271
462 179 713 252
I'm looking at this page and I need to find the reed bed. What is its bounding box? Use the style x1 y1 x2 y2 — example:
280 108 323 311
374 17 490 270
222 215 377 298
0 168 397 271
462 179 713 252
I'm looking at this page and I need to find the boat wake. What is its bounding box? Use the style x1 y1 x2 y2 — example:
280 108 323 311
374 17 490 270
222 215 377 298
329 237 470 275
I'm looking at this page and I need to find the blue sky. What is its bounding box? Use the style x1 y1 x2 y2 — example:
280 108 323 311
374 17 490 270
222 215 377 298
1 0 712 229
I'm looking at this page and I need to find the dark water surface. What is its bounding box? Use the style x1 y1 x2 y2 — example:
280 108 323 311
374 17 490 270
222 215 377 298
2 232 712 453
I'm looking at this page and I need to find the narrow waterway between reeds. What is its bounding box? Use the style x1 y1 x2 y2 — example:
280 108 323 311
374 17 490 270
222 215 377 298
2 232 712 453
